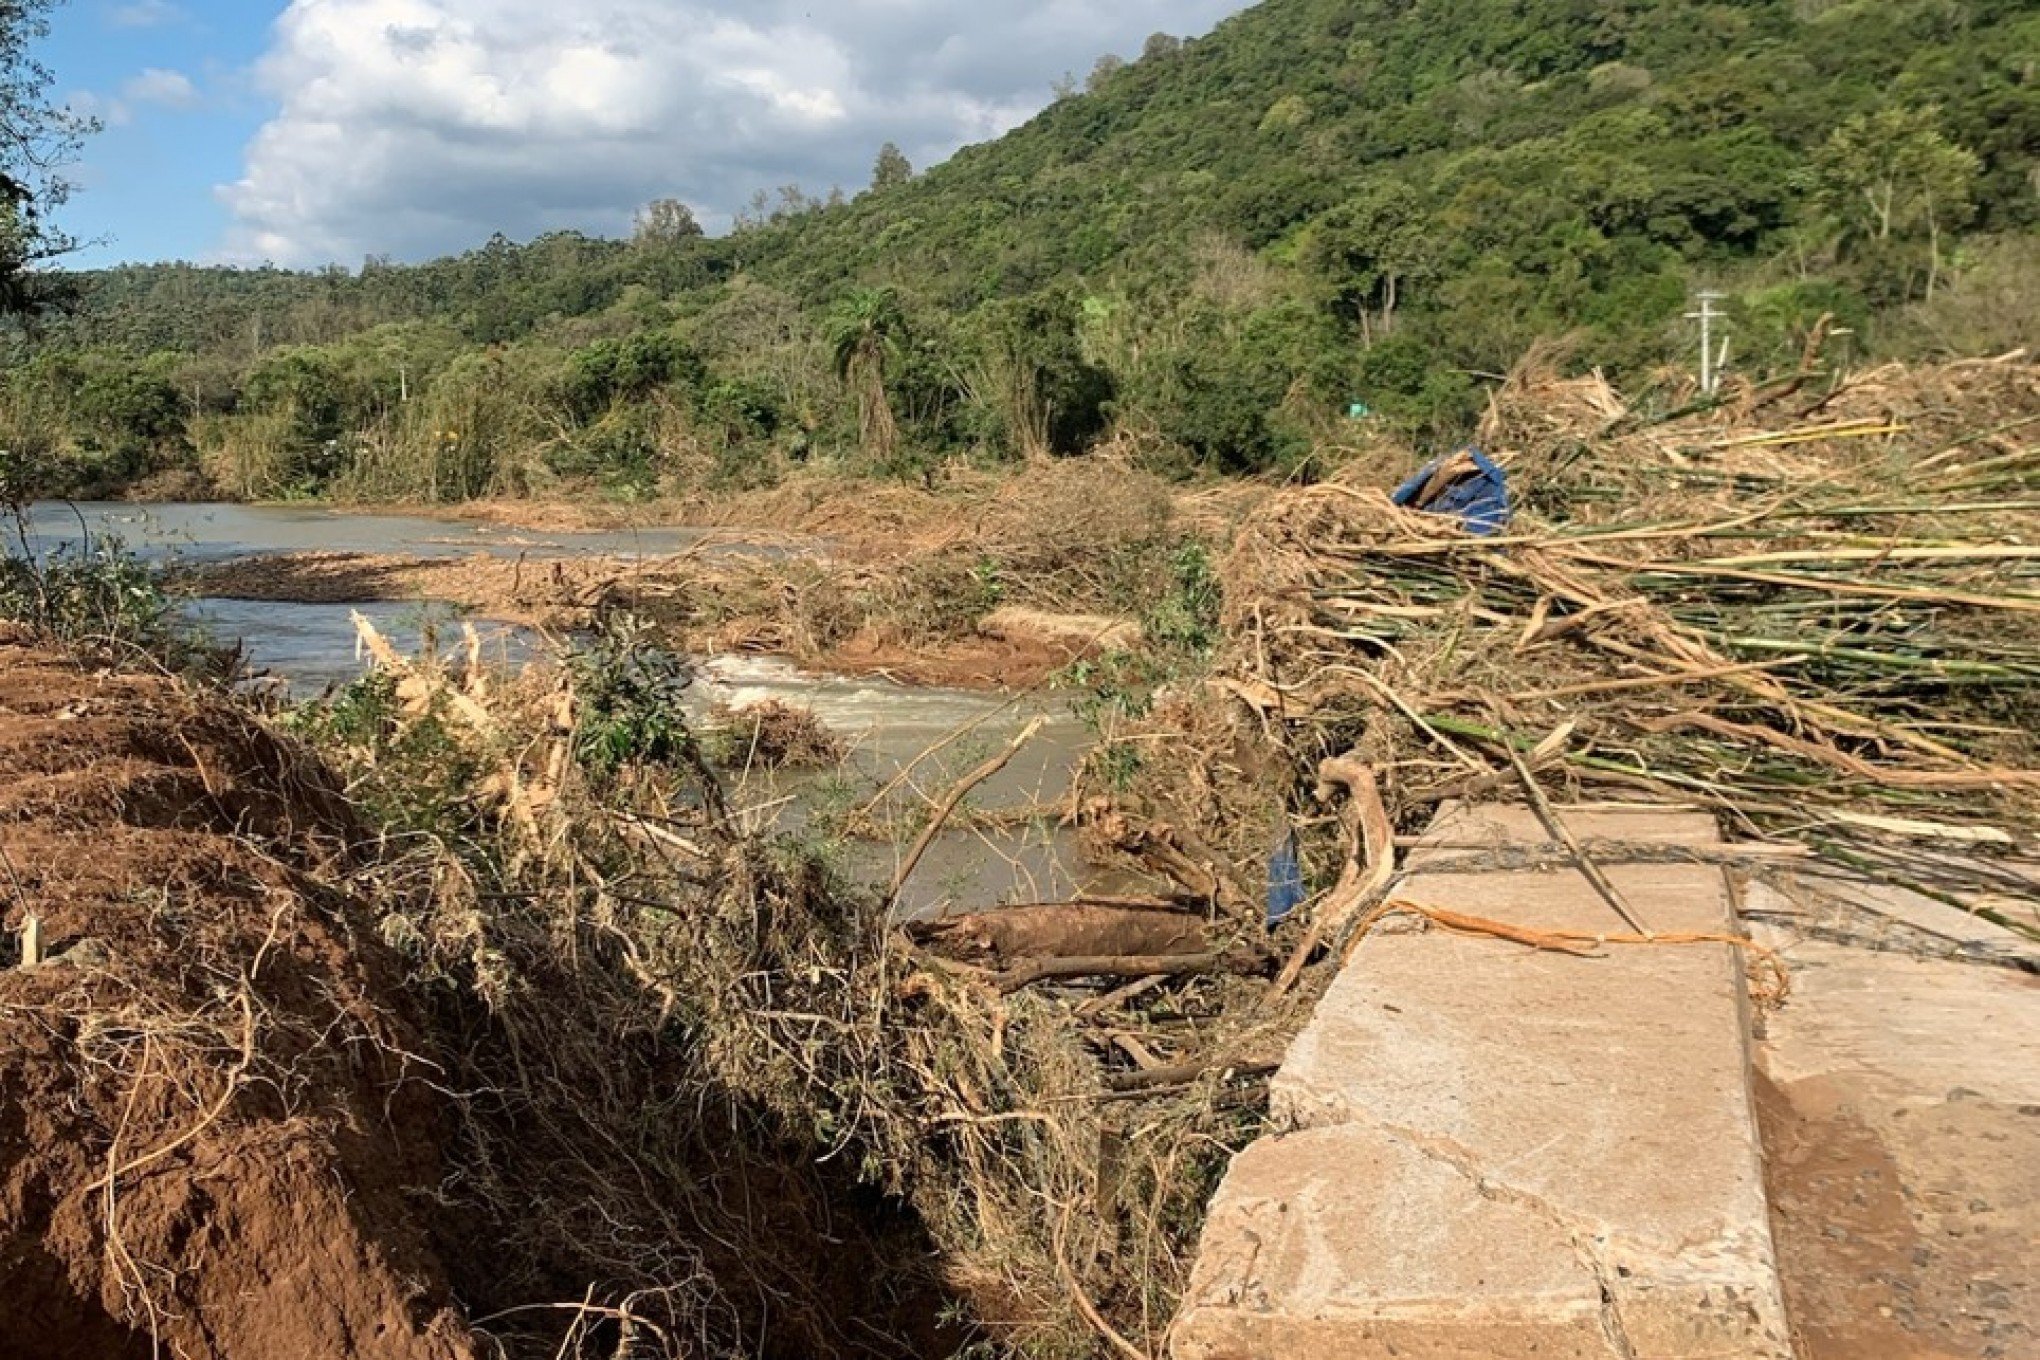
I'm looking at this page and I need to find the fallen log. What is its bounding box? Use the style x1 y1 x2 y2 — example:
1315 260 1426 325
911 903 1212 965
994 947 1273 995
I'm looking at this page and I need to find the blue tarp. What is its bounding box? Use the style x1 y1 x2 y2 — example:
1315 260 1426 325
1266 830 1306 929
1391 447 1512 536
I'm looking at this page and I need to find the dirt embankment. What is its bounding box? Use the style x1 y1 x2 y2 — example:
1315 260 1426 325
0 630 480 1360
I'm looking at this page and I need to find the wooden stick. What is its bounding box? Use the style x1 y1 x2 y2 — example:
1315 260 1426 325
993 949 1265 995
1508 744 1655 938
1266 756 1395 1004
1073 974 1167 1018
1103 1057 1279 1093
1053 1218 1153 1360
884 716 1045 913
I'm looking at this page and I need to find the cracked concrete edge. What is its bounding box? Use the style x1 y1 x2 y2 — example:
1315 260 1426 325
1343 1109 1791 1358
1173 1122 1796 1359
1173 815 1797 1358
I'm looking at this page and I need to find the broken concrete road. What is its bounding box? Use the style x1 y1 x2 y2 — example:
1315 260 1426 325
1752 896 2040 1360
1174 803 1794 1359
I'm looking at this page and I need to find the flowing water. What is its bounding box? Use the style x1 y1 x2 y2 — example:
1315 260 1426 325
693 655 1124 918
17 502 1119 918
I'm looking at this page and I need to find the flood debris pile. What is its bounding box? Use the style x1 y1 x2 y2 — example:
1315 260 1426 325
9 352 2036 1360
2 601 1267 1359
705 697 845 770
1102 354 2040 939
634 459 1217 686
315 615 1291 1360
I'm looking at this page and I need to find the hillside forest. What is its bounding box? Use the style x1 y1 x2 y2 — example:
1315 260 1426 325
3 0 2034 503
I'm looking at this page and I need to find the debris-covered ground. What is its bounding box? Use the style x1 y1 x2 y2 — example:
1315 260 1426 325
180 458 1238 690
3 353 2037 1359
1094 352 2040 937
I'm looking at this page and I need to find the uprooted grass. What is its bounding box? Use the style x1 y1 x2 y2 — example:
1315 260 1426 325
1096 352 2040 930
705 698 846 771
619 457 1236 680
302 614 1299 1359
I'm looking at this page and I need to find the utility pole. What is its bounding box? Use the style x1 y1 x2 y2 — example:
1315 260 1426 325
1686 291 1726 397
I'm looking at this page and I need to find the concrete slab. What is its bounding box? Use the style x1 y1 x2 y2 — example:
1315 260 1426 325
1172 1125 1610 1360
1175 804 1793 1359
1407 801 1721 867
1742 874 2040 972
1750 917 2040 1360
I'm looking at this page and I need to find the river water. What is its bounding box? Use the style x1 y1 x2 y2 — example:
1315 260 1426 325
12 500 732 564
15 502 1117 918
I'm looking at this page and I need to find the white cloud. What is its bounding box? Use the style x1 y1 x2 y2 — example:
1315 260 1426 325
120 68 202 109
107 0 186 29
217 0 1249 266
66 70 201 131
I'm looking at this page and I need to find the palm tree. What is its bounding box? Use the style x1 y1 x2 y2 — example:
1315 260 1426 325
826 288 906 459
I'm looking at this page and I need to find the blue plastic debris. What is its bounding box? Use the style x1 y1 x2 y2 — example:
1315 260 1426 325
1266 830 1306 929
1391 447 1512 536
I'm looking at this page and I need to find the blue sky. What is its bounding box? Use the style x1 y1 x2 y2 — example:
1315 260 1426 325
39 0 1250 272
43 1 278 267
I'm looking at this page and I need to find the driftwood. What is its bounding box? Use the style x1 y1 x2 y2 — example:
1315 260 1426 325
911 903 1211 966
993 947 1272 995
1103 1057 1279 1093
1082 803 1259 919
885 716 1046 912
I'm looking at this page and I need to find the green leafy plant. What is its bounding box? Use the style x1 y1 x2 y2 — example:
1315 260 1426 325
568 615 700 779
1143 541 1224 657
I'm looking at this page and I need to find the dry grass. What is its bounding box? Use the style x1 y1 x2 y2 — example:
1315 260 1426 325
314 614 1305 1360
1101 351 2040 929
706 698 846 770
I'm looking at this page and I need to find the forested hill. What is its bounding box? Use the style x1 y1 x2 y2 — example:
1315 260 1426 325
7 0 2036 501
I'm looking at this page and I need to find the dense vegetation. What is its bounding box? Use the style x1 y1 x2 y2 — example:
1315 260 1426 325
0 0 92 316
4 0 2035 501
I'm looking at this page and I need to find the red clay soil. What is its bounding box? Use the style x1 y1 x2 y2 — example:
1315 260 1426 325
0 628 479 1360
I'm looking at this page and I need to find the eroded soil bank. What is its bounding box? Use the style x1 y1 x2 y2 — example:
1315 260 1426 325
0 628 477 1360
0 630 969 1360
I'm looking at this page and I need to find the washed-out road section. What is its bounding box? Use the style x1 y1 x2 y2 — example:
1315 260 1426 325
1174 802 1794 1359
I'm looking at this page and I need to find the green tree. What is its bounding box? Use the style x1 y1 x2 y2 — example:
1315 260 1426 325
981 288 1114 459
871 143 914 191
1813 106 1982 297
827 287 907 459
1301 180 1438 341
632 198 703 245
1087 54 1126 93
0 0 94 316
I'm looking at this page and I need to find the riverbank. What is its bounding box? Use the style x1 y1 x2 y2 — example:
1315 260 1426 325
5 352 2036 1359
173 458 1255 691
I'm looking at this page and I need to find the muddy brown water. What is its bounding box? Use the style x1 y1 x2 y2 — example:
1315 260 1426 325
696 654 1136 918
19 502 1127 919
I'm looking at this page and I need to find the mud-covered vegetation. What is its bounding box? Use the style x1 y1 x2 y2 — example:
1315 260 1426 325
5 0 2036 499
